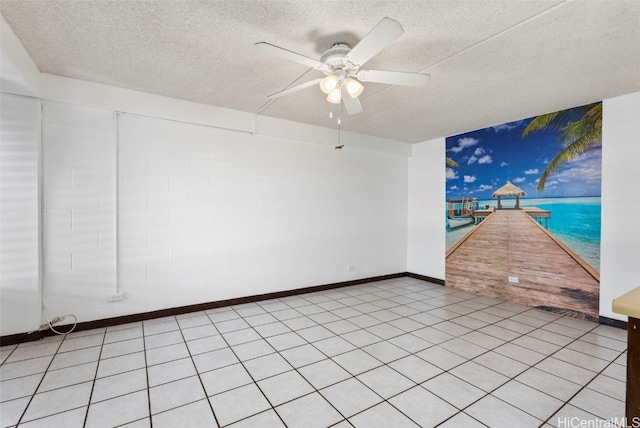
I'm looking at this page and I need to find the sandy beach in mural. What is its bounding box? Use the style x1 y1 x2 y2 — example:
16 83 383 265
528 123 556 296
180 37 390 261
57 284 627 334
445 103 602 319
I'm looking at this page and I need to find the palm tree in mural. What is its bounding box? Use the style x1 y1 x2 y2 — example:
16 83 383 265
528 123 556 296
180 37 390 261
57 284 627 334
522 102 602 192
446 150 458 174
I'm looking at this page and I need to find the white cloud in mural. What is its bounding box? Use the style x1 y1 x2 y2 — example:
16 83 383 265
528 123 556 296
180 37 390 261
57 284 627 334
491 120 524 132
474 147 485 156
467 156 477 165
524 168 539 175
501 161 509 167
450 137 480 153
446 168 458 180
478 184 493 191
512 177 526 183
464 175 476 183
541 151 602 190
450 185 459 190
478 155 493 164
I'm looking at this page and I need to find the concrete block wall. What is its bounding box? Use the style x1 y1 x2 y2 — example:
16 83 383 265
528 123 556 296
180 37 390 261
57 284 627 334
42 102 117 320
35 104 408 324
117 113 408 312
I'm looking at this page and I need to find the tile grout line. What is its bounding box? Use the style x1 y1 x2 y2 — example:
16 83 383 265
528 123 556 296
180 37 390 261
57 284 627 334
203 307 292 427
81 328 108 427
141 320 155 428
174 316 222 427
1 279 627 427
12 336 65 427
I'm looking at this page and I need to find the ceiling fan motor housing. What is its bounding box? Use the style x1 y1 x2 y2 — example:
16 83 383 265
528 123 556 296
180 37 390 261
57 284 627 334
320 43 357 75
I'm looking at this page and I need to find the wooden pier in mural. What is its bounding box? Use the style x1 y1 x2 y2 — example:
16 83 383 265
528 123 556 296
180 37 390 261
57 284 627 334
446 209 600 319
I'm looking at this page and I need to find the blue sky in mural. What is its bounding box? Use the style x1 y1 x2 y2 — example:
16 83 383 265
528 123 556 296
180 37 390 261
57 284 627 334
445 113 602 199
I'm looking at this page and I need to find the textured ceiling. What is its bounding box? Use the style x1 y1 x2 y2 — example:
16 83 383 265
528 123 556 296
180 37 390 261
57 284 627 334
1 0 639 143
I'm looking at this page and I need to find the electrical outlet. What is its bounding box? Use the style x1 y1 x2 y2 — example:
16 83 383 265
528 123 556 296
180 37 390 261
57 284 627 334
508 276 519 284
107 292 124 302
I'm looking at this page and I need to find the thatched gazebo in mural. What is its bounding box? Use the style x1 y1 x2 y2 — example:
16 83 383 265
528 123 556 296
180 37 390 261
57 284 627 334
492 180 526 209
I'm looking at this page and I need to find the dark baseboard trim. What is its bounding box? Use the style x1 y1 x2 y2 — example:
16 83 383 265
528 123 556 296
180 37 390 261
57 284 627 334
405 272 445 286
3 272 426 347
599 315 627 330
4 272 621 346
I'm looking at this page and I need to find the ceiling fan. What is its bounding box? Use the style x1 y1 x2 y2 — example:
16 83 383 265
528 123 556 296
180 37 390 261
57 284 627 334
255 17 430 115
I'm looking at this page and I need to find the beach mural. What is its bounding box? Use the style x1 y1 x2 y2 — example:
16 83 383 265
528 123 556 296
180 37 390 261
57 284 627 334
445 102 602 320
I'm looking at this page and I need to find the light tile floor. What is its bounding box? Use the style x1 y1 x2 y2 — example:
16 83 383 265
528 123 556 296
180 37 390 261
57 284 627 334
0 278 628 427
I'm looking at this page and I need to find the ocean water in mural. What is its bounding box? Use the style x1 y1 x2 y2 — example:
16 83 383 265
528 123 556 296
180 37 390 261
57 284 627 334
444 102 602 319
446 196 601 270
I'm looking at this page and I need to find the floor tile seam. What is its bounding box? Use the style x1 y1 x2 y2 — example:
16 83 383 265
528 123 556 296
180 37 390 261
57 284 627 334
102 334 145 347
597 362 627 385
214 406 285 428
88 384 149 407
533 324 626 378
575 335 628 353
346 384 460 428
202 309 289 428
396 297 552 374
141 327 181 338
553 345 626 368
140 322 156 428
539 355 628 426
207 289 413 424
1 342 71 366
26 375 99 400
466 311 617 400
12 332 67 427
0 366 52 387
93 347 149 366
443 369 552 425
427 315 570 404
432 411 488 428
329 353 411 387
15 403 89 427
576 355 628 403
113 415 149 428
457 302 590 351
485 388 557 424
532 339 626 426
174 323 221 428
587 328 627 343
418 372 489 413
313 376 413 424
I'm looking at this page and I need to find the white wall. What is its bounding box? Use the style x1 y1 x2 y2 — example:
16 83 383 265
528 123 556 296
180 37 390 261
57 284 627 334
0 94 41 335
600 91 640 321
30 97 409 326
407 138 445 279
41 102 118 321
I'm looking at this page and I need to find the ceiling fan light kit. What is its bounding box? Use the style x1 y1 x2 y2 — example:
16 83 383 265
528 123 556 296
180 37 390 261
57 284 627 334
319 75 339 94
255 17 429 115
327 87 342 104
345 78 364 98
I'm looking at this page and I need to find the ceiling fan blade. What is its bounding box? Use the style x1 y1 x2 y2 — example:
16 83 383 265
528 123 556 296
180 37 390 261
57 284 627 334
267 78 322 100
255 42 324 69
344 17 404 67
341 87 363 115
357 69 430 87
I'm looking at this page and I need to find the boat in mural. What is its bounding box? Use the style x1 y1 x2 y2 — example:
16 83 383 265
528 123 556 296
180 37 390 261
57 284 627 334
447 197 479 229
